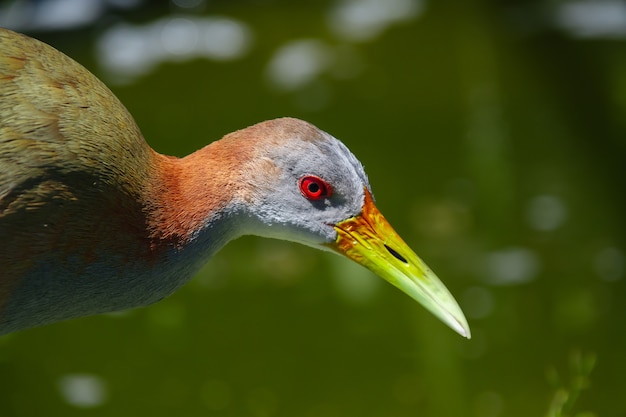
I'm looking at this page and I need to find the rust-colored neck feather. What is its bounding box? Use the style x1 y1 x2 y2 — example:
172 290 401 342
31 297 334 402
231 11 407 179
144 135 255 247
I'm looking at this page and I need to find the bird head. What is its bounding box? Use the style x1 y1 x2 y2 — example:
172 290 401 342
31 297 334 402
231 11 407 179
233 118 470 338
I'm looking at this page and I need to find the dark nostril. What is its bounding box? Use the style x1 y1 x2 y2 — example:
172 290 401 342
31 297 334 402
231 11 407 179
385 244 408 264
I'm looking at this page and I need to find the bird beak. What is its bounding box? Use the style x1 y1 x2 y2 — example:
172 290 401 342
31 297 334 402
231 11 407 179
327 189 471 338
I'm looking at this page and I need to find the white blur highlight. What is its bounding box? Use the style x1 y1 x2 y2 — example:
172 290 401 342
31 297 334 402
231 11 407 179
0 0 141 31
57 374 108 408
97 16 252 84
484 247 540 286
327 0 424 41
265 39 333 91
555 0 626 39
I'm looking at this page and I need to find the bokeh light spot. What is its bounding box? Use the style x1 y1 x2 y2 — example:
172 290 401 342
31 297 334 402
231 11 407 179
526 194 568 231
266 39 332 91
57 374 107 408
328 0 424 41
484 247 540 285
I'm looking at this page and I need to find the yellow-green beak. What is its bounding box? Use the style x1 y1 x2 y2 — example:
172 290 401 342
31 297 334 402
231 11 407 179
327 189 471 338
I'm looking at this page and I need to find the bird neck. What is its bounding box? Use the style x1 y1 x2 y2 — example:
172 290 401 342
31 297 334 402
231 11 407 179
144 137 254 250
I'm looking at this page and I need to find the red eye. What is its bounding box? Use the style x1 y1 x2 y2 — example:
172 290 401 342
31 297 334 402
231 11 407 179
299 176 332 201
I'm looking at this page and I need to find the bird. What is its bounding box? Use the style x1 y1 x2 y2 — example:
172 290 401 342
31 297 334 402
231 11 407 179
0 28 470 338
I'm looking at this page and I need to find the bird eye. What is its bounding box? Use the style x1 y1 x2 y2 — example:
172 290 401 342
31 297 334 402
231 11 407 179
298 176 332 200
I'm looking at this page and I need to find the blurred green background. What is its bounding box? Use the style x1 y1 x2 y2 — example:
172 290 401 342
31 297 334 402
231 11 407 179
1 0 625 416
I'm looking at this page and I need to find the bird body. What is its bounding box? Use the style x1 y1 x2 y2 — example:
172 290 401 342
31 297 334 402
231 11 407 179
0 28 470 338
